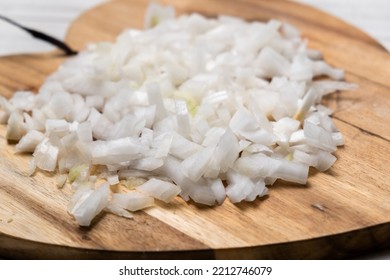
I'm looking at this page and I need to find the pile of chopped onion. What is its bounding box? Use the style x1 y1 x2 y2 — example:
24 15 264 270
0 2 356 226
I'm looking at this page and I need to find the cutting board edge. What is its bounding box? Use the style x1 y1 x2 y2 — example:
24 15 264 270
2 221 390 259
65 0 389 53
1 0 390 259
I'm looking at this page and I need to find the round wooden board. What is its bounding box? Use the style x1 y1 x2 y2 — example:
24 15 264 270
1 0 390 259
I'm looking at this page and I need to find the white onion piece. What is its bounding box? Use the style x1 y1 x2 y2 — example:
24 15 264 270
151 132 173 158
132 157 164 171
48 92 73 119
226 171 267 203
134 106 156 129
209 178 226 204
147 82 167 121
245 178 268 202
45 119 70 137
187 181 217 206
169 132 202 160
0 97 15 121
292 143 320 154
230 109 276 145
312 81 357 103
88 108 113 140
67 187 93 213
281 22 300 39
110 192 154 212
118 169 151 180
71 94 90 123
76 122 93 142
304 120 337 152
311 61 344 80
234 154 280 178
289 54 313 82
292 149 318 167
175 100 191 137
108 114 146 140
158 156 216 205
294 87 318 121
273 117 300 143
86 95 104 110
217 128 240 173
9 91 36 111
234 154 308 184
56 174 68 189
31 109 46 131
180 146 215 182
332 132 345 146
28 158 36 176
314 150 337 172
238 139 252 151
140 128 154 147
15 130 45 152
257 46 290 78
144 1 175 28
6 111 27 141
105 204 134 219
137 178 181 203
202 127 225 147
33 138 59 172
68 182 110 226
272 159 309 184
89 137 146 165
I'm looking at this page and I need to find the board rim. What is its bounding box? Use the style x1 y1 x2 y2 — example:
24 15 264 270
1 0 389 259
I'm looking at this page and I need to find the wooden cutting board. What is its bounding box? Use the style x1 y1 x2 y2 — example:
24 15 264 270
0 0 390 259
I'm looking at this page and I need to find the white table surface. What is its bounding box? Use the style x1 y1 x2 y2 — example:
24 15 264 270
0 0 389 259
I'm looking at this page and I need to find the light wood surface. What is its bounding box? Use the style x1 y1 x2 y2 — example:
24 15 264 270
0 0 390 259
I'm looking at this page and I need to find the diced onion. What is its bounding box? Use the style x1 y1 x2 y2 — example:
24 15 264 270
0 2 355 226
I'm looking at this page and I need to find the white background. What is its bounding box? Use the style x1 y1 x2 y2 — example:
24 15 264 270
0 0 389 259
1 260 389 280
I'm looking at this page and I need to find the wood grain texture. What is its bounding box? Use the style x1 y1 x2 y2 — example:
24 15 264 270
0 0 389 259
